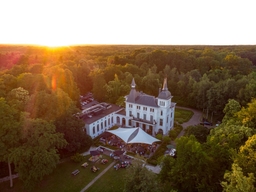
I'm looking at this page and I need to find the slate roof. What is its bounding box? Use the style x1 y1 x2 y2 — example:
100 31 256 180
158 77 172 99
126 78 158 107
135 93 158 107
81 104 122 124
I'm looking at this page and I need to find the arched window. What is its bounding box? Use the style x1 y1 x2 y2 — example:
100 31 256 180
122 118 126 126
117 116 120 124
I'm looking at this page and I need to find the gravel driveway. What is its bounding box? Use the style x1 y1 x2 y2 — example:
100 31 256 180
174 106 203 141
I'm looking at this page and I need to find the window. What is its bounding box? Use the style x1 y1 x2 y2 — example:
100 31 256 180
171 112 172 118
137 106 141 110
150 108 154 112
117 116 120 124
143 114 146 120
160 101 165 106
105 120 107 127
101 122 103 130
137 113 140 118
129 104 133 108
97 125 99 132
129 111 132 116
160 119 163 126
93 127 95 134
150 115 153 122
143 107 147 111
160 110 163 116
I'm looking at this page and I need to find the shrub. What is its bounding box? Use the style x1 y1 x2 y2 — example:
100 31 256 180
162 135 171 144
169 123 183 140
70 153 85 163
156 133 163 140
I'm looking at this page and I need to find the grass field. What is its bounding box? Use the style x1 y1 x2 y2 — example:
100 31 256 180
0 155 114 192
86 166 127 192
174 108 194 124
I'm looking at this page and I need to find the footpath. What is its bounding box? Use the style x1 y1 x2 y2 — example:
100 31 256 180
80 161 115 192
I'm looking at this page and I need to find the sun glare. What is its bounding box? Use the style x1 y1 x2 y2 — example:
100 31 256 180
34 35 72 48
37 41 70 48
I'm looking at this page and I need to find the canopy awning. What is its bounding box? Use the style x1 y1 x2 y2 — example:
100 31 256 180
107 127 160 145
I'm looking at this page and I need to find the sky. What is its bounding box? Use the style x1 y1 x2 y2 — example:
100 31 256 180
0 0 255 46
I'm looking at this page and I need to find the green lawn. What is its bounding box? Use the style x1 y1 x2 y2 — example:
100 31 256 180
86 166 127 192
0 155 113 192
175 108 194 124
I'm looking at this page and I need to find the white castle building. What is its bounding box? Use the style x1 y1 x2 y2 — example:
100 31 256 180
82 77 176 138
115 77 176 136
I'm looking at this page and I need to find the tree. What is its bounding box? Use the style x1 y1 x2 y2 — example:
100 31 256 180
191 74 213 110
0 74 17 94
221 163 255 192
184 125 211 143
43 65 80 101
159 155 176 184
89 69 107 102
0 98 20 187
208 124 253 151
26 88 73 121
165 135 214 192
235 134 256 175
222 99 241 125
237 98 256 128
124 161 160 192
141 68 160 96
223 54 253 76
9 118 67 190
104 74 130 104
6 87 29 111
54 106 93 156
17 73 47 94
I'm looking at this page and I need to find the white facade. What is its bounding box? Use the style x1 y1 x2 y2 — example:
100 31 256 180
120 78 176 135
81 103 122 138
82 78 175 138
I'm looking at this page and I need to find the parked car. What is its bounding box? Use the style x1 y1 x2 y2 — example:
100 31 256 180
200 121 212 126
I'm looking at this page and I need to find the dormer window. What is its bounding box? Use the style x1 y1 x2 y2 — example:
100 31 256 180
159 101 165 106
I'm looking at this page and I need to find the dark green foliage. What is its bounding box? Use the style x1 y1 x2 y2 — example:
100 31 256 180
147 142 168 166
70 153 85 163
54 107 93 157
9 118 67 191
184 125 211 143
124 161 161 192
169 123 183 140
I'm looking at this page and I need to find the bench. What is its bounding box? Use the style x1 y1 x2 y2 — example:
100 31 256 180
72 169 80 176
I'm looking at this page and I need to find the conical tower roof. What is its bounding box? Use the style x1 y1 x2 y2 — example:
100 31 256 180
158 77 172 99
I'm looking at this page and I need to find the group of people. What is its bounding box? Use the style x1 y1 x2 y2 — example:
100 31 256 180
114 161 131 170
101 158 108 164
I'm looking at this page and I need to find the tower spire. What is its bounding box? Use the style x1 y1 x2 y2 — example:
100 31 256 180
131 78 136 88
162 77 168 91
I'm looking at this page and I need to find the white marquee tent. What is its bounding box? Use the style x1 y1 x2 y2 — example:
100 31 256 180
107 127 160 145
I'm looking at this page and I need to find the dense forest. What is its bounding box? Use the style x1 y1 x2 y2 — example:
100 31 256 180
1 44 256 191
